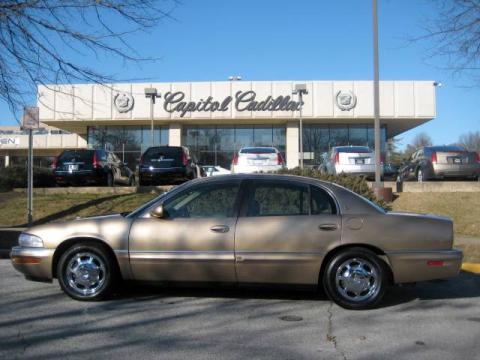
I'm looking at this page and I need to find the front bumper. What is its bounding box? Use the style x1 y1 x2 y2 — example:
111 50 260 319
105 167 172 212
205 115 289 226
10 247 55 282
386 249 463 283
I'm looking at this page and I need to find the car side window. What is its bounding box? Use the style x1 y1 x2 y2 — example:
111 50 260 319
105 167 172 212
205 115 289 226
311 186 336 215
163 183 240 219
247 182 309 217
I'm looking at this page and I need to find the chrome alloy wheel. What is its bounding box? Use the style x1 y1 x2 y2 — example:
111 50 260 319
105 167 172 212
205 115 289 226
65 252 106 297
335 258 380 302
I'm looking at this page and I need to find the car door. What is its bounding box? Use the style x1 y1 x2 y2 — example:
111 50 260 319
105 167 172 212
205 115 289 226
128 179 241 282
234 180 341 285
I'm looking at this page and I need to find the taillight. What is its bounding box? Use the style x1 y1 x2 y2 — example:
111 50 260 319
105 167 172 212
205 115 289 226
232 154 239 166
334 152 339 164
50 157 58 170
93 152 100 169
380 154 385 165
182 151 189 166
476 153 480 164
277 153 284 165
431 151 437 164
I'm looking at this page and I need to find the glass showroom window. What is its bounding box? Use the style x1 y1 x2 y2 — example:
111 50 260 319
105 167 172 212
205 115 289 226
182 125 286 169
302 124 387 166
87 125 168 169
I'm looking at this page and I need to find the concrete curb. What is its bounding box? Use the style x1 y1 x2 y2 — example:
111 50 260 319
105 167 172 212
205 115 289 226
368 181 480 192
461 263 480 274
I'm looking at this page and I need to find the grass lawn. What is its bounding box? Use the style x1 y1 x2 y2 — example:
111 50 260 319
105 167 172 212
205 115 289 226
0 192 157 227
391 192 480 238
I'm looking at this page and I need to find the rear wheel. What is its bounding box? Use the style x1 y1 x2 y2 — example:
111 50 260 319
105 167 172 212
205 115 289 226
323 247 389 310
57 242 117 301
106 172 114 187
416 168 424 182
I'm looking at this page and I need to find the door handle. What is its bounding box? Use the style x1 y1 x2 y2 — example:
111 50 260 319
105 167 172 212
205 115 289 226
319 224 338 231
210 225 230 233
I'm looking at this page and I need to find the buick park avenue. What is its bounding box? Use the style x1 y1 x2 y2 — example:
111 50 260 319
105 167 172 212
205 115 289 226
11 174 462 309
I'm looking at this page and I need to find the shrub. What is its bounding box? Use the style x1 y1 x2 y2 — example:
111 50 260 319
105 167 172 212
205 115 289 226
0 166 55 192
276 167 391 210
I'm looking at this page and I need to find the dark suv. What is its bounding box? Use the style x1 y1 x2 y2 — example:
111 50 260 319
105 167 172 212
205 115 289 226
52 149 135 186
139 146 201 185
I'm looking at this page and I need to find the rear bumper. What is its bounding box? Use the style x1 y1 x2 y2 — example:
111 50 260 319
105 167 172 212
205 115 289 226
334 164 383 178
10 246 55 282
139 167 187 184
231 164 283 174
386 249 463 283
432 164 480 178
54 170 104 184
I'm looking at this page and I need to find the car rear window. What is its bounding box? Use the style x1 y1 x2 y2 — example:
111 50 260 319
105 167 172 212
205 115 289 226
58 150 94 163
240 148 276 154
429 146 465 152
336 146 371 153
143 147 182 161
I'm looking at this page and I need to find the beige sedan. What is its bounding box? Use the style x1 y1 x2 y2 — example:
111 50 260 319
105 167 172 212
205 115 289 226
11 174 462 309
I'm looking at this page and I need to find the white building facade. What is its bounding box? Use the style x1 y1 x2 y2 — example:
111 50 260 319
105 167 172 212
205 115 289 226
0 80 436 169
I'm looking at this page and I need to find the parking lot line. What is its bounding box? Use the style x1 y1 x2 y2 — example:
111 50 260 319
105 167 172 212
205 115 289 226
461 263 480 274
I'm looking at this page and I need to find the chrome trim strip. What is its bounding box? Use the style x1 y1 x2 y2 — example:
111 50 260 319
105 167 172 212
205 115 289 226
385 249 462 256
129 250 234 262
11 247 55 258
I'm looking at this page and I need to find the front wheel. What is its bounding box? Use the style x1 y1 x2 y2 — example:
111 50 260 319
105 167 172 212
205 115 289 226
323 248 389 310
57 242 117 301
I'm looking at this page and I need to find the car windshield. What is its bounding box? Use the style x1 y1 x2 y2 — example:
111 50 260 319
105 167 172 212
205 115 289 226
240 148 276 154
336 146 371 153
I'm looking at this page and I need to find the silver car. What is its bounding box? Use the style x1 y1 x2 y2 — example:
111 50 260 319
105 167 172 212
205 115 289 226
325 146 383 179
231 147 284 174
11 174 462 310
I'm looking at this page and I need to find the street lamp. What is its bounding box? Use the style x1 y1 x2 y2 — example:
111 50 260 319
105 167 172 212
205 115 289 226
293 83 308 170
145 87 160 147
228 76 242 81
372 0 382 187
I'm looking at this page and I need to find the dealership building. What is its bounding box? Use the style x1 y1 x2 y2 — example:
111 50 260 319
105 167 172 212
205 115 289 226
0 80 436 169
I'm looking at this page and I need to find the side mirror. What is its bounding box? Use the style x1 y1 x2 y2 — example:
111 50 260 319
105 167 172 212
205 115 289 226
150 204 165 218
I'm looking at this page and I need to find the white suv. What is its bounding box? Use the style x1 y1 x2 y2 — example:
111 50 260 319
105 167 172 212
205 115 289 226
231 147 285 174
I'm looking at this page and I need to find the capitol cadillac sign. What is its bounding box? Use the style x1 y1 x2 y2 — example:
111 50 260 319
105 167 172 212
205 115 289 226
114 89 358 117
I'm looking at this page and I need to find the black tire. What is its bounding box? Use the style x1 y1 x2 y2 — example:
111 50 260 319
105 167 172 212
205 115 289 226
56 242 117 301
323 247 389 310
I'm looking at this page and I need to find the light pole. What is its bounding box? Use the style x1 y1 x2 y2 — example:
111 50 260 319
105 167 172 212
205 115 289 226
373 0 382 187
228 75 242 81
293 83 308 170
145 87 160 147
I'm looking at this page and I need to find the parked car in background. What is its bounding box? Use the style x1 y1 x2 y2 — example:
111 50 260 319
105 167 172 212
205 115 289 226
52 149 135 186
231 147 285 174
313 152 330 173
138 146 201 185
202 165 231 177
383 163 399 181
11 174 462 310
324 146 383 179
399 145 480 182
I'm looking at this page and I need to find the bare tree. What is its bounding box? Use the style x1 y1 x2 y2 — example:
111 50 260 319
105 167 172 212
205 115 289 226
415 0 480 81
403 132 433 158
458 130 480 151
0 0 178 122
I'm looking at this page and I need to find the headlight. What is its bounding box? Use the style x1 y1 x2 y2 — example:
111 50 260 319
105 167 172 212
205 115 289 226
18 233 44 248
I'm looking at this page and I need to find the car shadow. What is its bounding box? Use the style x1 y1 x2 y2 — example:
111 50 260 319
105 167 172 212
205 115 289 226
110 271 480 309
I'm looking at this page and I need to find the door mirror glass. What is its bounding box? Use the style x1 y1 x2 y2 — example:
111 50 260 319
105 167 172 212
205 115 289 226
150 204 165 218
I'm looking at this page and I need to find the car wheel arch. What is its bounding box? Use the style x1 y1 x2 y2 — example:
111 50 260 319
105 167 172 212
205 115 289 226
318 244 394 287
52 237 121 280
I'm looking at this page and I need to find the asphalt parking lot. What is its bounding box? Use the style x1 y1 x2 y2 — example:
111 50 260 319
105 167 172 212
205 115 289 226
0 260 479 360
